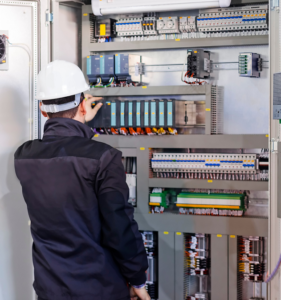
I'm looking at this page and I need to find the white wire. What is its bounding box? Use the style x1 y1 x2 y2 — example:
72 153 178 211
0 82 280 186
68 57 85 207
7 39 33 140
181 53 190 82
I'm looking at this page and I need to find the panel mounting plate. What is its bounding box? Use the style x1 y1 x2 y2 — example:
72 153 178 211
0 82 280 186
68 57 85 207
0 30 9 71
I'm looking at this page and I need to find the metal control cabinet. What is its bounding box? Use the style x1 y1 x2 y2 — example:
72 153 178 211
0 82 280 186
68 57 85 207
81 2 270 299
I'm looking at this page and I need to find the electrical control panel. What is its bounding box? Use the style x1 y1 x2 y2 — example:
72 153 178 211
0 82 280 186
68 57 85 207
186 49 211 80
0 31 8 71
87 54 115 83
198 5 268 33
239 52 262 78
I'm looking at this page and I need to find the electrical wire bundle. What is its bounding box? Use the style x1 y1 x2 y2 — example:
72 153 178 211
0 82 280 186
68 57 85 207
185 234 209 276
93 77 114 88
155 170 267 181
94 127 178 136
184 234 210 300
238 236 264 282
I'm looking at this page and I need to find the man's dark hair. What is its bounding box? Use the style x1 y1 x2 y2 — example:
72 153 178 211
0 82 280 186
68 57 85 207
42 93 84 119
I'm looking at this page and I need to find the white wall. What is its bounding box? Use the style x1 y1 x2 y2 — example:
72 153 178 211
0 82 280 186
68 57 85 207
0 3 35 300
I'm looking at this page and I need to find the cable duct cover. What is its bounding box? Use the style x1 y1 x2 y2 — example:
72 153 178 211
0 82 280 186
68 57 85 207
0 35 6 63
92 0 231 16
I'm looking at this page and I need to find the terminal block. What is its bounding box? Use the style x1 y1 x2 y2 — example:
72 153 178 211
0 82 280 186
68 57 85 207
187 49 211 80
141 231 158 300
151 151 268 181
151 153 257 174
239 53 262 78
184 234 210 300
238 236 266 300
156 17 179 34
197 5 268 33
177 192 246 217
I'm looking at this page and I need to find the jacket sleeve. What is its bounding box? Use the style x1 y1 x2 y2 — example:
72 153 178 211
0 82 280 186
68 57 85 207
96 148 148 285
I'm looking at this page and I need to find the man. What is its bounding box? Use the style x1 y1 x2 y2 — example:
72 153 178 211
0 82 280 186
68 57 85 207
14 60 150 300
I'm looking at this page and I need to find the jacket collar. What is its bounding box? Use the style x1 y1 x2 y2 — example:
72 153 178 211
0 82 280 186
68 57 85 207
43 118 94 139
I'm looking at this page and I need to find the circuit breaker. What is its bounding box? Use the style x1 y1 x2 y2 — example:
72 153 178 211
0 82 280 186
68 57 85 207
0 31 8 71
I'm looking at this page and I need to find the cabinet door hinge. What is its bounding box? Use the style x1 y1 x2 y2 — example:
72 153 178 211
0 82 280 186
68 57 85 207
46 10 53 26
271 0 280 11
271 138 279 153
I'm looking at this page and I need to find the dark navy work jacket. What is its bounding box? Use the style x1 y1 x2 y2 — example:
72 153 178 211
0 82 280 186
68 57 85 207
14 118 148 300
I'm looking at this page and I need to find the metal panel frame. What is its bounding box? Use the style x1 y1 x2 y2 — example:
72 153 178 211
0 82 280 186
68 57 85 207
175 233 185 300
93 134 269 149
158 231 175 300
88 36 269 52
211 234 228 300
228 235 238 300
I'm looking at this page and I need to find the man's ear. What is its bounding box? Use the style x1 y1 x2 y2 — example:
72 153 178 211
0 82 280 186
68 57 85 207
80 99 87 116
39 102 49 118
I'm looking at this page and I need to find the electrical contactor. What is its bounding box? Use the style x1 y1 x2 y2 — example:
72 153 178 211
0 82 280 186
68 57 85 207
186 49 211 79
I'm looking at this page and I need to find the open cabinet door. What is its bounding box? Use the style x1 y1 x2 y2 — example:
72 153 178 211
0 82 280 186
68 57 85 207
269 3 281 299
0 1 50 300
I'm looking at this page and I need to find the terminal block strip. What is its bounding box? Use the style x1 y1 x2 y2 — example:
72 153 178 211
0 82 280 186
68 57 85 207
185 234 210 300
198 5 268 33
151 153 258 174
141 231 158 300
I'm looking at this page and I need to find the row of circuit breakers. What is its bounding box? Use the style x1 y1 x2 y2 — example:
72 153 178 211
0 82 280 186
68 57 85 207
89 100 176 128
151 153 268 175
94 5 268 38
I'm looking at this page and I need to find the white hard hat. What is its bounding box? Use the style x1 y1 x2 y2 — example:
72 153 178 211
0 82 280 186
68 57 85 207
36 60 89 101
